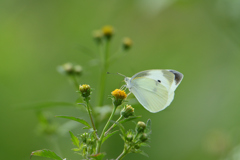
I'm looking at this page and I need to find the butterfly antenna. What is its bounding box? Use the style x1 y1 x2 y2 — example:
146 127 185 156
107 72 126 78
117 72 127 78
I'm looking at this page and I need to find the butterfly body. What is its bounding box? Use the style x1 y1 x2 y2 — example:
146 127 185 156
124 69 183 113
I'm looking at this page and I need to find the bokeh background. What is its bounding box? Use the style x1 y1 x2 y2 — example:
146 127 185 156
1 0 240 160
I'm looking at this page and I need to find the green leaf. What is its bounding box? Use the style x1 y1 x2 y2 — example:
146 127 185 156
119 116 142 124
135 150 149 157
72 148 81 151
30 149 63 160
114 122 126 137
90 153 106 160
55 115 91 128
145 119 152 134
140 143 150 147
69 131 80 148
120 134 125 141
102 130 119 144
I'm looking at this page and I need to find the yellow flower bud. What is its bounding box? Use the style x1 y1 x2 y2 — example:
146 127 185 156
79 84 91 98
102 25 114 40
122 37 132 50
111 89 127 107
121 105 134 118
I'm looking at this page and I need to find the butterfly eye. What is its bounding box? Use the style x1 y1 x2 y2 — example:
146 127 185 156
157 80 161 83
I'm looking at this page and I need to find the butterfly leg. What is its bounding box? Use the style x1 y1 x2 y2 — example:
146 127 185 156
120 85 126 90
126 91 132 98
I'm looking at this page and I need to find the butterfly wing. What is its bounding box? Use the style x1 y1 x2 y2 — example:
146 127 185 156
130 77 169 113
129 70 183 113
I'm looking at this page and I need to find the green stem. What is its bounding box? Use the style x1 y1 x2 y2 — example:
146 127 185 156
98 40 110 106
96 105 117 153
104 115 123 136
116 146 131 160
86 99 98 139
70 75 79 90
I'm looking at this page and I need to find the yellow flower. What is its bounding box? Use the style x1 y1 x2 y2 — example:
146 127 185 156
111 89 127 100
111 89 127 107
102 25 114 39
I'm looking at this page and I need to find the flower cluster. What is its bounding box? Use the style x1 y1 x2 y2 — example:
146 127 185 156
59 62 83 76
31 25 151 160
117 119 152 159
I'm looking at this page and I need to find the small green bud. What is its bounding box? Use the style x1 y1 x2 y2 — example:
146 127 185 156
80 133 89 143
126 134 133 142
139 133 148 142
122 37 132 51
79 84 91 98
74 65 82 75
87 138 94 145
136 121 146 133
121 105 134 118
134 144 140 149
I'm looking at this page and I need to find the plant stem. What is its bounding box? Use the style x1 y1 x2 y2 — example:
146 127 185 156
116 146 131 160
70 75 79 90
104 115 123 136
96 105 116 153
98 40 110 106
86 99 98 139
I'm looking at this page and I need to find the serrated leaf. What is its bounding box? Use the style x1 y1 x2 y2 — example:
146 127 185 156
120 134 125 141
119 116 142 124
135 150 149 157
114 121 126 137
102 130 119 144
90 153 106 160
140 143 150 147
145 119 152 134
30 149 62 160
55 116 91 128
69 131 80 148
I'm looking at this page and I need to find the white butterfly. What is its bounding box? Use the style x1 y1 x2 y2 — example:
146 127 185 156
124 69 183 113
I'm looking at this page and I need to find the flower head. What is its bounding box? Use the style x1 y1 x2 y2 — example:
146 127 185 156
122 37 132 50
93 30 103 44
74 65 83 75
62 62 74 74
79 84 91 99
102 25 114 40
136 121 146 133
121 104 134 118
111 89 127 107
139 133 148 142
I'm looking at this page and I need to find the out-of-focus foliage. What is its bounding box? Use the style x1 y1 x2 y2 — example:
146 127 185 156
1 0 240 160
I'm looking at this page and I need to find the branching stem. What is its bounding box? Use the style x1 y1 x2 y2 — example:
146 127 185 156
96 105 117 153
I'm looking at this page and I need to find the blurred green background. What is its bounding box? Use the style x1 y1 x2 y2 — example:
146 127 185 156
1 0 240 160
